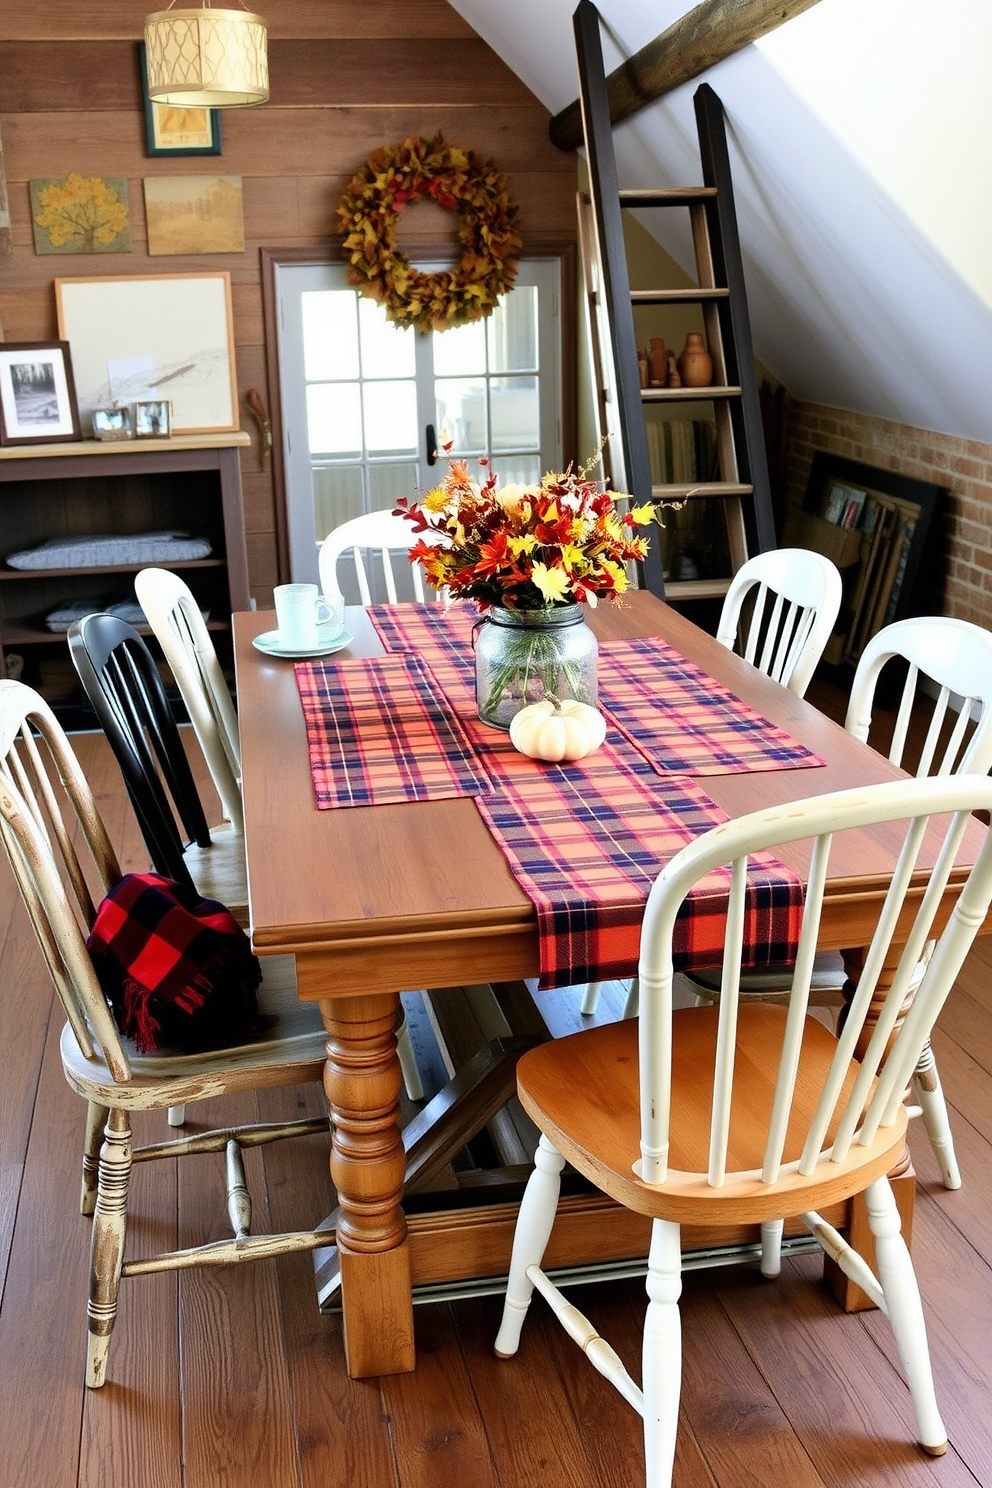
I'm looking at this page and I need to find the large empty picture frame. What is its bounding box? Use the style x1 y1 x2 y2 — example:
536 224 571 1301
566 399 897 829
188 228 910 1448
55 272 237 434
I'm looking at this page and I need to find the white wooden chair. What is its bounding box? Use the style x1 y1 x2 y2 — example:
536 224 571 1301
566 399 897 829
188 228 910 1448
134 566 243 833
715 546 843 698
690 614 992 1189
580 545 844 1019
317 508 444 608
0 680 334 1390
495 774 992 1487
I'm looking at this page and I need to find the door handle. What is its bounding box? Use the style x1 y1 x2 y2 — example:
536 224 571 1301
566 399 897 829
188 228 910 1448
426 423 437 467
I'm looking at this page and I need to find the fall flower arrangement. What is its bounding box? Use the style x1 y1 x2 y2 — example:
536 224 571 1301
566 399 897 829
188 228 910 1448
394 459 655 611
396 458 658 726
336 134 522 333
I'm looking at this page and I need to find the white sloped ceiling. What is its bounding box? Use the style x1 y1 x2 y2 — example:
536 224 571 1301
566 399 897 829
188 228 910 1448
448 0 992 444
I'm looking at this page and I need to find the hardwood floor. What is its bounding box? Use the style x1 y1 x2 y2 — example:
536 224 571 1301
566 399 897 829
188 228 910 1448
2 712 991 1488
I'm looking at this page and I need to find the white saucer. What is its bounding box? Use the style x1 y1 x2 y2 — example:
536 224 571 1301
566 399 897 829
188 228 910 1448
252 628 353 660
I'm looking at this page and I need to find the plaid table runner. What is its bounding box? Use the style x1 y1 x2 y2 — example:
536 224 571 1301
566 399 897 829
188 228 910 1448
367 604 805 989
295 653 490 807
598 636 825 776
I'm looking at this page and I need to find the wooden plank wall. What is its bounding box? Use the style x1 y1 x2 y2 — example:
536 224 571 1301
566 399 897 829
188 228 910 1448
0 1 578 600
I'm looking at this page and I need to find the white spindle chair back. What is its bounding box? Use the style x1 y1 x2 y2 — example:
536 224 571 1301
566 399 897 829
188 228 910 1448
317 509 444 608
716 547 843 697
635 775 992 1191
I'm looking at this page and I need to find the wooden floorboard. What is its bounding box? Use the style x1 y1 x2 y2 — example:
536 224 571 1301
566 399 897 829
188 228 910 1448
2 701 992 1486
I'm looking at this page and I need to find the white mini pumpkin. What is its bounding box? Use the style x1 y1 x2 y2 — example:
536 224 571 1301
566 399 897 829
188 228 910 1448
509 697 607 762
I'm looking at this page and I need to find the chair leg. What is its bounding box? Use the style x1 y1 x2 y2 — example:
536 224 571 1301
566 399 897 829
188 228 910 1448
642 1218 682 1488
623 978 640 1019
396 1004 424 1102
912 1038 961 1190
80 1101 109 1215
167 1104 186 1127
86 1106 133 1389
494 1134 565 1358
580 981 604 1015
866 1177 947 1456
759 1217 784 1278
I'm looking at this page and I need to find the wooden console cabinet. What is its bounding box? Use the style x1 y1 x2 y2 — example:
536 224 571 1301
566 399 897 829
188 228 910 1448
0 433 251 716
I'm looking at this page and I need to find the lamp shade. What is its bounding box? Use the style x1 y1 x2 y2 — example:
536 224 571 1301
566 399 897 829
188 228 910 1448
144 7 268 108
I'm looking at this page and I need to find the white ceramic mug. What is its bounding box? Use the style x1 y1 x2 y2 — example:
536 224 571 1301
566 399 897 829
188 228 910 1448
273 583 337 649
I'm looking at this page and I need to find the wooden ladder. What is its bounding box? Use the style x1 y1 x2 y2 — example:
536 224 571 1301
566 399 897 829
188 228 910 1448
575 0 776 601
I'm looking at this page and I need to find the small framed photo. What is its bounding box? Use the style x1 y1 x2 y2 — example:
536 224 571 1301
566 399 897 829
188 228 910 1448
133 399 172 439
138 42 222 157
92 405 134 441
0 340 81 446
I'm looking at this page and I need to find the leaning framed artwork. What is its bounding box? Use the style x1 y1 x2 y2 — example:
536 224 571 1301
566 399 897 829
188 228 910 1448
0 340 82 445
54 272 238 434
138 42 222 157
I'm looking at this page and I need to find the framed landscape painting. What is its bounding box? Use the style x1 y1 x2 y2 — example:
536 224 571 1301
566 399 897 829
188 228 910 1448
54 272 238 434
0 341 81 445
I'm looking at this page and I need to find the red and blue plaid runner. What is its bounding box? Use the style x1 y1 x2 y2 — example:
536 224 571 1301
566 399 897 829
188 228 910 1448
295 653 489 807
365 604 805 989
598 636 825 776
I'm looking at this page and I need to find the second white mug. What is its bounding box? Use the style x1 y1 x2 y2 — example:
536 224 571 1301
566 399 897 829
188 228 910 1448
273 583 337 649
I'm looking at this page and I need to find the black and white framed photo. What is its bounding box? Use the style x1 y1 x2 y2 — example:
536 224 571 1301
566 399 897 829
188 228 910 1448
0 340 81 445
92 405 135 441
133 399 172 439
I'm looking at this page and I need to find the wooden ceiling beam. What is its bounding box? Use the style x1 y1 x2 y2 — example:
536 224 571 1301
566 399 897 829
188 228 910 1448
550 0 823 151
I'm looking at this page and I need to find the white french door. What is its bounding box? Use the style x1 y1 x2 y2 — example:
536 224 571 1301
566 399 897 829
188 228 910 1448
275 259 562 590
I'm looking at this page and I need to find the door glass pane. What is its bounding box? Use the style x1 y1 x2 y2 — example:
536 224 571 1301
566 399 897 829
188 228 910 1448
302 291 358 381
489 454 542 485
359 296 415 379
312 465 364 540
488 286 538 372
435 377 487 454
369 462 419 512
491 375 539 452
432 318 487 376
307 383 361 456
364 381 417 454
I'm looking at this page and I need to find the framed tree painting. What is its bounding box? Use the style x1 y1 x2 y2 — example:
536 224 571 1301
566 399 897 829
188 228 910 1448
54 272 238 434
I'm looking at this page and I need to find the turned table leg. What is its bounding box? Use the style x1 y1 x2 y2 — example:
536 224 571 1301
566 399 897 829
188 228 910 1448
319 991 415 1377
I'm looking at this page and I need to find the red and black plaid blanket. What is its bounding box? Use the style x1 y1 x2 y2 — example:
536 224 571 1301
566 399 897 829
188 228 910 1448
87 873 264 1053
297 602 806 989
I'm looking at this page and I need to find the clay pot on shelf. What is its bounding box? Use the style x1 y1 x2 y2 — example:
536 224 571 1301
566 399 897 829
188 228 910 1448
637 349 649 389
676 332 713 388
648 337 668 388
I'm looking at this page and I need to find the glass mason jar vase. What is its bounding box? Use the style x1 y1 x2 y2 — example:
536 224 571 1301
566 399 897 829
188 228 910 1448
474 603 598 730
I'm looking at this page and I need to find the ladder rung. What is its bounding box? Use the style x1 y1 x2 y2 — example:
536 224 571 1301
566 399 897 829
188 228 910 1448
630 289 728 305
664 577 733 601
619 188 717 207
642 386 742 402
652 483 753 500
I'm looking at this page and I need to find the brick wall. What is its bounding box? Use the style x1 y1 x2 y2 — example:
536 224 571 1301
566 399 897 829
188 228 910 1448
783 402 992 630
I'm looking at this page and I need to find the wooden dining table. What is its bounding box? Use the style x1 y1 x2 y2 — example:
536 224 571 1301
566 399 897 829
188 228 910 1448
234 591 986 1378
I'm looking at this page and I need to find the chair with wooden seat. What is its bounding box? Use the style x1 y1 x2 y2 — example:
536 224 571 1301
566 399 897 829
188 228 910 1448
0 680 334 1390
715 545 843 698
579 545 845 1018
495 774 992 1488
690 614 992 1190
134 566 243 834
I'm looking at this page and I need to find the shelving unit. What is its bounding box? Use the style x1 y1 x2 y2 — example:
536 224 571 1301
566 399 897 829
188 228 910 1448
0 433 250 719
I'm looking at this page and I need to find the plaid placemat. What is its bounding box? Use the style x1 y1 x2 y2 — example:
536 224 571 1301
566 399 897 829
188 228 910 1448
295 653 489 808
368 604 805 988
599 636 825 776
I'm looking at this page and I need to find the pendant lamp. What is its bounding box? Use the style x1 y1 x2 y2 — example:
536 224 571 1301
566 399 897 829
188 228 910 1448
144 4 268 109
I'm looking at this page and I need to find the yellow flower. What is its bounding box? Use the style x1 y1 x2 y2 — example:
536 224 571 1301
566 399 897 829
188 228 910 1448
495 483 538 516
508 533 537 556
530 562 571 603
628 502 656 526
423 485 449 512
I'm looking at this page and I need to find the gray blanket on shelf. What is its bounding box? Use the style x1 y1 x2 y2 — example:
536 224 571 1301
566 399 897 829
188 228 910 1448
6 531 212 570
